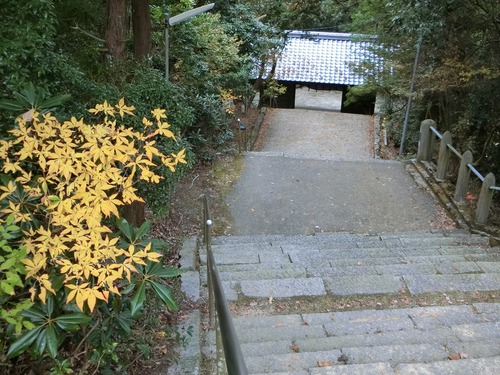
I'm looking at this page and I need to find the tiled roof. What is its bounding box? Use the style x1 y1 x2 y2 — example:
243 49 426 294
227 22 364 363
268 31 381 86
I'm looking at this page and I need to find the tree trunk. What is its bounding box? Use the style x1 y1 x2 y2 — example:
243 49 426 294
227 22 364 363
105 0 128 60
131 0 151 58
121 201 146 228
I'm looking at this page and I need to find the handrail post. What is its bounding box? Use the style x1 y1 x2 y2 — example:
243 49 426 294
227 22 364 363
416 119 436 162
436 131 452 181
454 150 473 203
203 196 215 327
476 172 496 225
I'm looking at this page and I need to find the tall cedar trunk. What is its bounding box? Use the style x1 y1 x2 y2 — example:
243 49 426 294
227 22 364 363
131 0 151 58
105 0 127 60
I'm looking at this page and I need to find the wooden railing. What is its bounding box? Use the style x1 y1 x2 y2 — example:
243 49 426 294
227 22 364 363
417 119 499 225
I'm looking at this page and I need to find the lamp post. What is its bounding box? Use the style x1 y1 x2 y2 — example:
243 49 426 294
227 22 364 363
165 3 215 80
399 35 423 156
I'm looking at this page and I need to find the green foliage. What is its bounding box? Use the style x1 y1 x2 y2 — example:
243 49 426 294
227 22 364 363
262 80 287 107
0 215 33 337
7 298 91 359
0 82 71 121
0 0 82 109
350 0 500 175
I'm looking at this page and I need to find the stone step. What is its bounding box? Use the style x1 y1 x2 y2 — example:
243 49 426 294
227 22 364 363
199 232 500 299
190 230 500 374
231 304 500 373
205 246 497 267
233 304 500 343
210 230 490 249
244 343 500 373
214 272 500 300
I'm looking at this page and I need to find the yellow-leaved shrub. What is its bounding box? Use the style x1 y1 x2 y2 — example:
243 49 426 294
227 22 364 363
0 99 186 312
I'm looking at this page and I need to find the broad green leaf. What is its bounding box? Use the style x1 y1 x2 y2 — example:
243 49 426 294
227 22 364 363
115 316 132 336
130 282 146 318
121 282 135 295
50 274 65 292
1 281 15 295
150 281 178 311
145 259 162 275
40 93 71 110
0 99 25 111
0 257 17 271
135 220 152 240
45 325 59 358
151 265 183 278
116 217 134 242
55 313 91 331
46 295 54 317
7 325 44 358
34 327 47 356
22 305 47 323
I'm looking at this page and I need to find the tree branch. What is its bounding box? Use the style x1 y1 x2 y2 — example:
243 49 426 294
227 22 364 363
71 25 105 43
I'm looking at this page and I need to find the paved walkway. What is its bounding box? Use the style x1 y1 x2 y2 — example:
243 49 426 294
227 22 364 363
227 109 451 236
255 109 373 160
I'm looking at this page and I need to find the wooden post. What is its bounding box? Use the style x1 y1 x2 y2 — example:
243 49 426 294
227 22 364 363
476 173 496 225
454 150 473 203
416 119 436 162
436 131 452 181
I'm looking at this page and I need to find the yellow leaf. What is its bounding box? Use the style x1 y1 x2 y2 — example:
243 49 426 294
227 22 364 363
172 148 187 165
155 122 176 140
142 117 153 127
115 98 136 118
151 108 166 122
87 290 97 312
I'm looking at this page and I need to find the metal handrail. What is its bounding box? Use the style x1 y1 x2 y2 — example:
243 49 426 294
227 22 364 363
202 195 249 375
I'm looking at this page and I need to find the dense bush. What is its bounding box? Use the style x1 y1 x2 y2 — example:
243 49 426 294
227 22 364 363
0 101 184 373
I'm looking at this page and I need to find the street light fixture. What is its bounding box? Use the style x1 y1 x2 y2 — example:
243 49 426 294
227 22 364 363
165 3 215 80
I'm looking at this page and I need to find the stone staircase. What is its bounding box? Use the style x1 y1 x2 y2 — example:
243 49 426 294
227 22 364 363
192 229 500 374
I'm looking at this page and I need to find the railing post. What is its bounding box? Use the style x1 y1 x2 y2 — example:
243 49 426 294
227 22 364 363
476 172 496 225
454 150 473 203
417 119 436 162
436 131 452 181
237 119 247 154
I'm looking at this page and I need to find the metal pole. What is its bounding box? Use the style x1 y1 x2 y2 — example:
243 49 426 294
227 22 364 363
399 35 423 156
164 14 170 80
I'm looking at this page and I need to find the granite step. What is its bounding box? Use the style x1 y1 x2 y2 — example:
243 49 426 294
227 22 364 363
186 230 500 374
198 231 500 301
232 304 500 374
